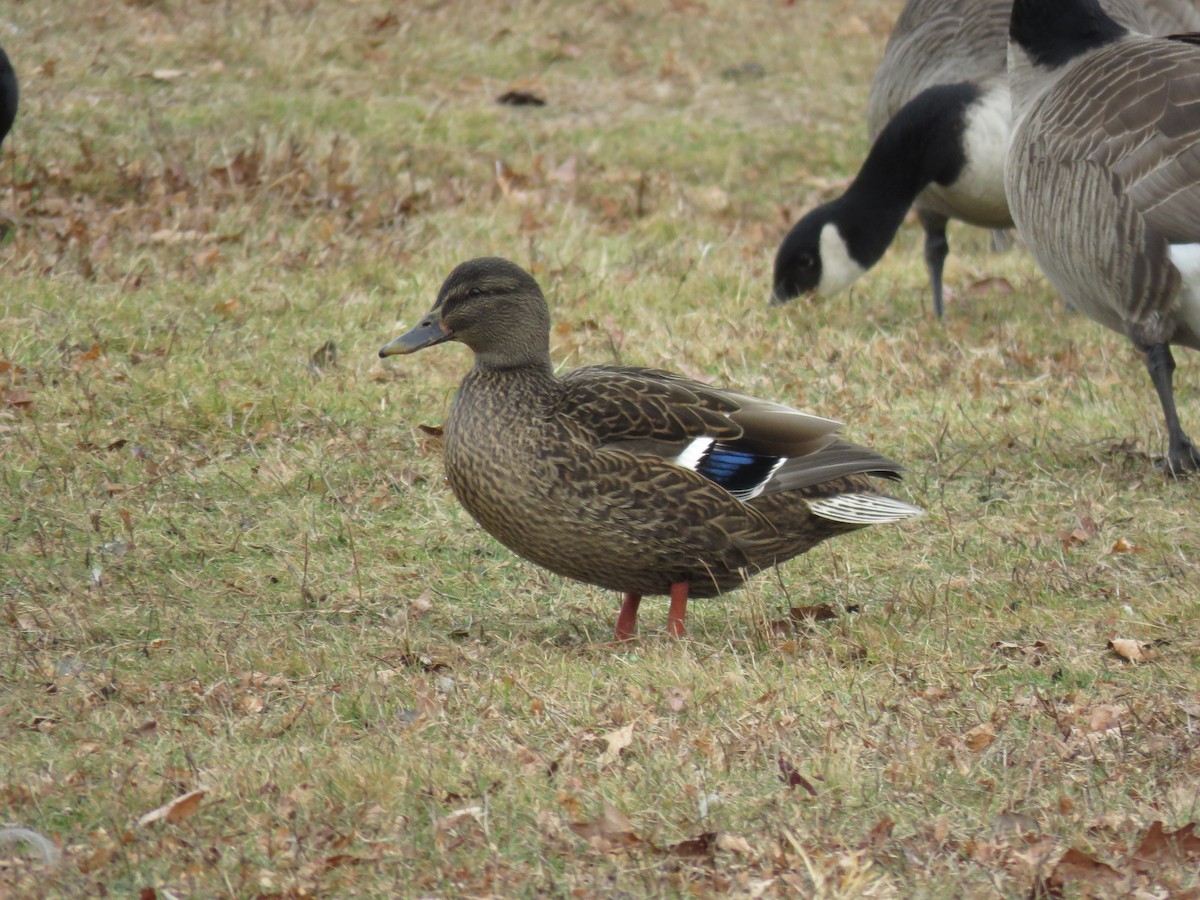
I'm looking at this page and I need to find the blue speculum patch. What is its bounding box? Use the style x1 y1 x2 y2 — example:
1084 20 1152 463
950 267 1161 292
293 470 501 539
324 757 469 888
694 443 782 500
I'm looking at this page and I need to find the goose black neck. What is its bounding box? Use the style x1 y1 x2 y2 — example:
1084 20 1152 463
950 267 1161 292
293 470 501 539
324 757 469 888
1010 0 1126 69
0 48 17 145
837 82 980 267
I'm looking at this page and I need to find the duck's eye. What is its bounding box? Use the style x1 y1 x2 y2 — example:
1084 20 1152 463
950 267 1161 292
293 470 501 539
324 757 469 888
797 254 815 270
467 286 484 297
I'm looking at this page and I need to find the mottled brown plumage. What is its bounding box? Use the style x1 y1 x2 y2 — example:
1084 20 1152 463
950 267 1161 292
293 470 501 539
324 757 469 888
380 258 923 638
1008 0 1200 473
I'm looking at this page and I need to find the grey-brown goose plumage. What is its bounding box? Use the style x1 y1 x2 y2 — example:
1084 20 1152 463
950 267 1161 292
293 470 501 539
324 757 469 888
1007 0 1200 474
380 258 923 639
772 0 1198 318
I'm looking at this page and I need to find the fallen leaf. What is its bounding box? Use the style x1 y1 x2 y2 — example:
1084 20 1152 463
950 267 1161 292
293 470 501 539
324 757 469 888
598 722 634 766
1087 705 1124 733
1108 537 1143 554
2 389 35 409
665 687 689 713
777 755 818 796
667 832 716 858
715 833 754 856
967 276 1014 295
568 801 639 848
1107 638 1151 663
862 816 894 852
789 604 837 624
213 297 242 317
1041 847 1122 894
137 789 206 827
497 89 547 107
1131 820 1200 872
1061 514 1099 550
963 723 997 752
310 340 337 370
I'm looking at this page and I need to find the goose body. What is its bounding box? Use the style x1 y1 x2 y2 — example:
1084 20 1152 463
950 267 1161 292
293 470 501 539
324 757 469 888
1006 0 1200 473
381 258 922 638
772 0 1199 317
0 47 16 148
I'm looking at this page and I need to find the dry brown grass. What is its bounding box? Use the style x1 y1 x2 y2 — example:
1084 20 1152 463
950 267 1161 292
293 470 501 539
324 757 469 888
2 0 1199 896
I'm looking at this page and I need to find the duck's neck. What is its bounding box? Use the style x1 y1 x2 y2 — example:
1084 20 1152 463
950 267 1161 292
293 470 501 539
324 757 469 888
470 348 555 375
837 82 982 268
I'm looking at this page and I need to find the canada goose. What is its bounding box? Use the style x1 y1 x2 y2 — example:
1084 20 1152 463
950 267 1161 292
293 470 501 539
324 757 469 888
0 47 16 148
771 0 1199 318
1006 0 1200 474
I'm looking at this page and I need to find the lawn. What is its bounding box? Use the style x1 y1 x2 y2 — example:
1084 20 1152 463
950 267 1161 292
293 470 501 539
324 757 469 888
2 0 1199 896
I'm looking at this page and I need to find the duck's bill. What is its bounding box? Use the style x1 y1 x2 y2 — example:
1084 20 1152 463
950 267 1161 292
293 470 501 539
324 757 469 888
379 316 451 356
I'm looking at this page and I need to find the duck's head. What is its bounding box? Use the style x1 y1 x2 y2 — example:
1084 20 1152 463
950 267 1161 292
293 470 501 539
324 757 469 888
771 202 866 306
380 257 552 369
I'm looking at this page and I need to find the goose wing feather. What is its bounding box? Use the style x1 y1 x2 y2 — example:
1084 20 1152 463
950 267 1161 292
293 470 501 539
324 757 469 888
1048 38 1200 242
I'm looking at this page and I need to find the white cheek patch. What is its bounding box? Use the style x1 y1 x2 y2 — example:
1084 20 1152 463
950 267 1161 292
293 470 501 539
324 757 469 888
1168 243 1200 338
818 222 867 296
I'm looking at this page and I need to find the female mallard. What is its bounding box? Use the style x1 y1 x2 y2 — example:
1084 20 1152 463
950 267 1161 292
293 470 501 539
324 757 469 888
381 258 923 639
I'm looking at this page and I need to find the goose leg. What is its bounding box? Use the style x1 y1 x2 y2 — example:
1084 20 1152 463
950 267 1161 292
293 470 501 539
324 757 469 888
666 581 690 638
616 592 641 641
1144 343 1200 475
917 210 950 320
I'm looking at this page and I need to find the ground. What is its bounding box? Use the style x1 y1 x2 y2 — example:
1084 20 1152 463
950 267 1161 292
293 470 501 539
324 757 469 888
1 0 1199 896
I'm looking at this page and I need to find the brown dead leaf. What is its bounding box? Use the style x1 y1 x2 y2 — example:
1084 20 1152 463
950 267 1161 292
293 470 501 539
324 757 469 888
789 604 837 624
967 276 1014 295
1108 537 1143 554
777 755 818 796
862 816 894 853
136 788 206 827
665 687 689 713
836 14 870 36
2 389 35 410
1041 847 1122 894
667 831 716 859
569 801 639 848
496 89 547 107
715 833 754 856
213 297 242 317
992 640 1051 660
310 339 337 370
598 722 634 766
408 590 434 618
1131 820 1200 872
963 723 997 752
1061 514 1099 550
1087 704 1124 733
1107 638 1151 663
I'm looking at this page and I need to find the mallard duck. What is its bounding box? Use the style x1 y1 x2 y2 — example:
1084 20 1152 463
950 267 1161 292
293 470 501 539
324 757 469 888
380 258 923 639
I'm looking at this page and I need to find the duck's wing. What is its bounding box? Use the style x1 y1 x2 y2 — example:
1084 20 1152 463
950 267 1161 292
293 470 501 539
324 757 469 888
558 365 841 453
558 365 901 504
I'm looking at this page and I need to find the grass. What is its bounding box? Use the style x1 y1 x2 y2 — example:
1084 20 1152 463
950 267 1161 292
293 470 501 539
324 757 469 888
2 0 1199 895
